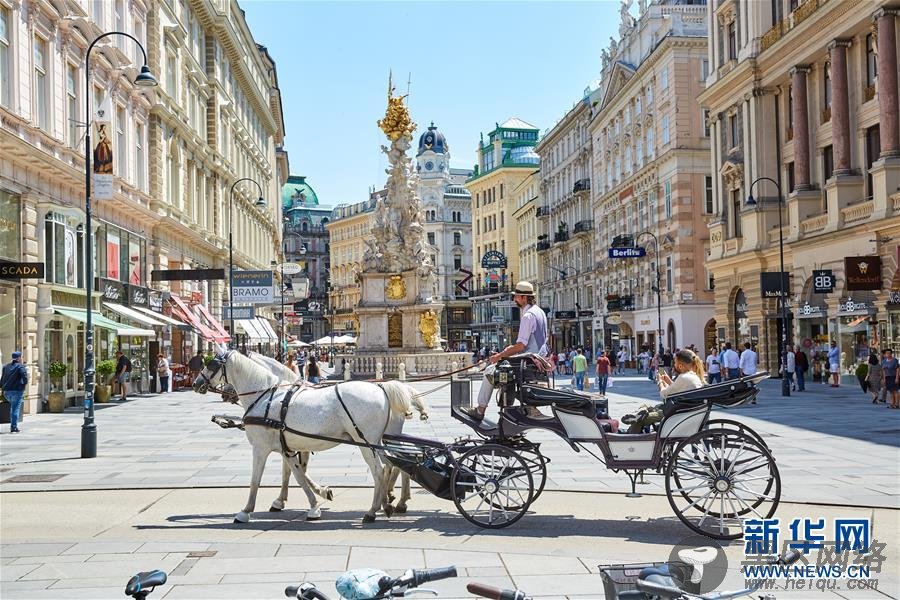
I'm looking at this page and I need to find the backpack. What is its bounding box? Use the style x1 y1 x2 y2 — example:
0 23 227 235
123 356 133 372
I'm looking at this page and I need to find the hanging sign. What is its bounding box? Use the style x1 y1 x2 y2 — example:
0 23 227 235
232 270 274 304
92 93 114 200
760 272 790 298
98 277 126 303
127 284 149 307
845 256 882 291
480 250 508 270
812 269 835 294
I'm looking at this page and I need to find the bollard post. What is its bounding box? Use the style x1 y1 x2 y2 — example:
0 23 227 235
450 360 458 380
343 361 351 381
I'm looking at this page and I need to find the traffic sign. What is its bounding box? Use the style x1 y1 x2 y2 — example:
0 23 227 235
608 247 646 258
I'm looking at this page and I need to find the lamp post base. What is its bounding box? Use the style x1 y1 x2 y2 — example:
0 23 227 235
81 423 97 458
781 377 791 397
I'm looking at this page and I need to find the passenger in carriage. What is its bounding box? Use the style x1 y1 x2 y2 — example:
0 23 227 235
657 349 706 399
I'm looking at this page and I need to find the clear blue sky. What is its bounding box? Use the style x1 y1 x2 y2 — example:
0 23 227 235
243 1 620 208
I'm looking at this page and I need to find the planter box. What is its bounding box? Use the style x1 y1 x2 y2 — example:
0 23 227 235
95 385 111 403
48 392 66 413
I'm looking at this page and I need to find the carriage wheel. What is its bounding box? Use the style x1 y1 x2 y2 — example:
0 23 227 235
512 444 548 506
665 429 780 540
451 444 534 529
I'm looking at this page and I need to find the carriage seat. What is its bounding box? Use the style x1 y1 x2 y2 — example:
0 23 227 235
520 384 595 411
662 373 766 416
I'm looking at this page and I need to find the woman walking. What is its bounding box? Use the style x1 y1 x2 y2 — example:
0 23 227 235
866 353 883 404
306 355 321 384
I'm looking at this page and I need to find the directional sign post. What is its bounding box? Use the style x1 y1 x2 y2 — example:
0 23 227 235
608 247 647 259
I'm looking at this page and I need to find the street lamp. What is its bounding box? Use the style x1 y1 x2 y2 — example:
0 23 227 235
81 32 157 459
635 231 664 356
228 179 266 348
746 176 790 397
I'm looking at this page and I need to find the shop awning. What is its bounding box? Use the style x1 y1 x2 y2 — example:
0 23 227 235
235 319 267 344
130 305 192 329
256 318 278 342
169 295 218 342
195 303 231 343
103 302 166 327
53 307 156 337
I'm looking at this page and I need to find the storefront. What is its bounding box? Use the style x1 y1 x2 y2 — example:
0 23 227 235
732 289 752 347
0 190 21 365
836 292 877 372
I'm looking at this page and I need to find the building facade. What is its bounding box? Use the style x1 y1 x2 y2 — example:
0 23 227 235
466 118 540 350
590 0 714 357
700 0 900 374
326 192 378 335
415 124 473 351
0 0 284 413
281 176 331 345
535 97 595 351
512 169 540 293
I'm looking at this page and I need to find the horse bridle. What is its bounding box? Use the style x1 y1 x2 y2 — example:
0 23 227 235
194 351 231 395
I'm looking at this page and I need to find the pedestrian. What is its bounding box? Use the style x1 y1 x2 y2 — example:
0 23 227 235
616 347 627 375
881 349 899 408
306 355 321 384
740 342 759 403
114 350 132 401
156 353 171 393
785 345 796 391
705 347 722 384
285 352 300 377
572 348 587 390
297 350 308 381
557 350 566 375
827 340 841 387
187 350 205 386
567 347 576 375
608 347 617 375
795 346 808 391
0 350 28 433
866 353 883 404
595 350 611 395
722 342 740 380
657 349 706 398
661 349 673 376
649 352 660 381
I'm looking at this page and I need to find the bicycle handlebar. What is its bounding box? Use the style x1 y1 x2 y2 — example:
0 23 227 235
466 583 529 600
285 583 330 600
635 579 687 599
411 566 458 587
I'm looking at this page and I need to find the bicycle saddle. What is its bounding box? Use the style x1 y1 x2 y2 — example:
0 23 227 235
125 570 167 596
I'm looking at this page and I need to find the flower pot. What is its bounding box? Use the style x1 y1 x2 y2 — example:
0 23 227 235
48 391 66 413
95 384 111 403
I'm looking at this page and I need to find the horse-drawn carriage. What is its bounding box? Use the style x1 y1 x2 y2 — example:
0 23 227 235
381 358 779 539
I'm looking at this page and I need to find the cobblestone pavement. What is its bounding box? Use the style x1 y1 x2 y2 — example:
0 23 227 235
1 369 898 599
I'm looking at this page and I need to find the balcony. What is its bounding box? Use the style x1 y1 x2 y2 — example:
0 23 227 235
573 178 591 194
285 224 329 237
554 231 570 243
536 240 551 252
535 205 551 217
573 219 594 235
470 283 513 298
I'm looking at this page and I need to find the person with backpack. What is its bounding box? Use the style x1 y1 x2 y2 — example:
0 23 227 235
1 351 28 433
115 350 132 401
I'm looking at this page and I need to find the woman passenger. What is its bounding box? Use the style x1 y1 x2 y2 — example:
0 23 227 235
657 348 706 399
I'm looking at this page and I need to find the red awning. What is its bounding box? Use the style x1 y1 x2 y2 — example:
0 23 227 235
195 302 231 343
169 295 218 342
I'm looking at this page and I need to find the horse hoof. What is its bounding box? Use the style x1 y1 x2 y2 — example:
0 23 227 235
325 489 334 501
383 504 394 518
362 514 376 524
234 511 250 523
307 508 322 521
395 504 408 514
387 492 396 503
270 499 285 511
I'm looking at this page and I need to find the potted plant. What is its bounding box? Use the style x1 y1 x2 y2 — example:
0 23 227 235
95 359 116 403
855 362 869 393
47 361 68 412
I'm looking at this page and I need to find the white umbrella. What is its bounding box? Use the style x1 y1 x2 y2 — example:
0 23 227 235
287 340 310 347
331 334 356 345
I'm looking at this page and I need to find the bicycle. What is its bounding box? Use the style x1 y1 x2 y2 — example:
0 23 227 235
125 566 457 600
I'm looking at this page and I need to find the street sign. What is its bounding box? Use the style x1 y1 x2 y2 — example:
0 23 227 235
608 247 646 258
0 261 45 280
494 300 517 308
223 305 255 320
278 263 304 275
232 270 274 304
491 315 505 323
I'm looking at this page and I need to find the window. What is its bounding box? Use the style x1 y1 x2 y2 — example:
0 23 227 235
727 21 737 60
822 145 833 183
866 33 877 88
646 126 654 158
661 115 670 145
454 255 462 270
729 114 738 148
34 36 49 131
500 183 503 199
427 232 435 245
705 176 714 214
135 122 145 190
166 46 178 97
0 7 10 107
787 85 794 132
66 65 78 148
500 211 504 228
646 83 653 106
116 106 126 178
787 161 796 193
666 256 673 292
823 63 832 110
866 125 880 199
660 67 669 90
664 181 672 218
635 95 642 115
701 59 709 81
453 231 461 246
114 0 126 50
44 213 84 287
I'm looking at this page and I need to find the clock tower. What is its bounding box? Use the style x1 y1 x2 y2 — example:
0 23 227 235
416 122 450 182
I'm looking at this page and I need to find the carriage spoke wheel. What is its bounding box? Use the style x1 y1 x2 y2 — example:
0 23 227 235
509 443 547 507
665 429 780 540
451 444 534 529
705 418 769 450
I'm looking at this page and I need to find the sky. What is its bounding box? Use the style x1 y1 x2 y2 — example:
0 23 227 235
242 1 621 208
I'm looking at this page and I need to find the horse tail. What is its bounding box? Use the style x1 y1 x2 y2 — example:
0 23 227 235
410 393 430 421
379 380 419 419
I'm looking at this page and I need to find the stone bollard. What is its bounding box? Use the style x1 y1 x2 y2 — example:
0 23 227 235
450 360 458 380
398 362 406 381
375 362 383 380
343 361 351 381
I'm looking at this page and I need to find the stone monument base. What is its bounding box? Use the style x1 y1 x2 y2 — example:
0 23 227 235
336 351 471 379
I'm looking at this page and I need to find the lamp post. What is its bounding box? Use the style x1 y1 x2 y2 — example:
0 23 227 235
746 176 790 397
635 231 663 355
228 179 266 348
81 32 157 459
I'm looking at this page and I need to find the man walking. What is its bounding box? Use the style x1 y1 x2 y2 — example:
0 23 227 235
795 346 808 391
722 342 740 380
114 350 132 402
595 350 611 396
739 342 759 403
785 345 796 391
705 347 722 384
0 351 27 433
573 348 587 390
827 340 841 387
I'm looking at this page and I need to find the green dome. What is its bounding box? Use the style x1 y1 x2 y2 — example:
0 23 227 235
281 175 319 209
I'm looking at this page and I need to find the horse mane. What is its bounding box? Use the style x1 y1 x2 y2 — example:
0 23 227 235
249 352 299 382
225 350 280 391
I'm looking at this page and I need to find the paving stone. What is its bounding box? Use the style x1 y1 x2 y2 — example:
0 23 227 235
501 554 590 576
0 543 75 558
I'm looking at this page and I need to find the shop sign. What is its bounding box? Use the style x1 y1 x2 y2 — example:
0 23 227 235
606 313 623 325
578 309 594 317
480 250 507 270
99 277 126 303
554 310 576 319
799 302 825 317
889 290 900 305
223 305 255 320
812 269 835 293
838 297 871 314
232 270 274 304
127 285 148 307
0 261 44 280
148 290 164 312
845 256 882 291
640 319 652 326
760 272 790 298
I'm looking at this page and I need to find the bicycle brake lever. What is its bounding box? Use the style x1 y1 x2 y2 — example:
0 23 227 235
400 589 438 597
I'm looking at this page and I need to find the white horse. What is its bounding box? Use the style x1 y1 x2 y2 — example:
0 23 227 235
195 347 420 523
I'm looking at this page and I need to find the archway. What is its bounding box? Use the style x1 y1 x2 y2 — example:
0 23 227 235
703 319 717 354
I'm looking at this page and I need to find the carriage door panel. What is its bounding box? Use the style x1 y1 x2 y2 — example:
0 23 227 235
555 410 604 440
658 407 707 440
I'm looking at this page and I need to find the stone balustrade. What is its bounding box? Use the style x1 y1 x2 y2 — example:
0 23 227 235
840 200 874 224
800 213 828 234
336 352 471 379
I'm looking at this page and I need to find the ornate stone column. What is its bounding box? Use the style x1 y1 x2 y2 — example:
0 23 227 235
790 66 812 190
875 9 900 158
828 40 852 174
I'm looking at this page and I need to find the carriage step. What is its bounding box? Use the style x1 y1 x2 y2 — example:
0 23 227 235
212 414 245 430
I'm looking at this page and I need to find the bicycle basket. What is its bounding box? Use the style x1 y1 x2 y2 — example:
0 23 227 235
598 563 666 599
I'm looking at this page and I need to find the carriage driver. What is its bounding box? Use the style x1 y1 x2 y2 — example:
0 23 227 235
463 281 549 421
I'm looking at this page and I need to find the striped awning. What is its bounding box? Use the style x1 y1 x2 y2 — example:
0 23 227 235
53 307 156 338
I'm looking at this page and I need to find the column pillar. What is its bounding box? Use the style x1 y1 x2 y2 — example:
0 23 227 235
875 9 900 158
828 40 853 174
790 65 812 190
